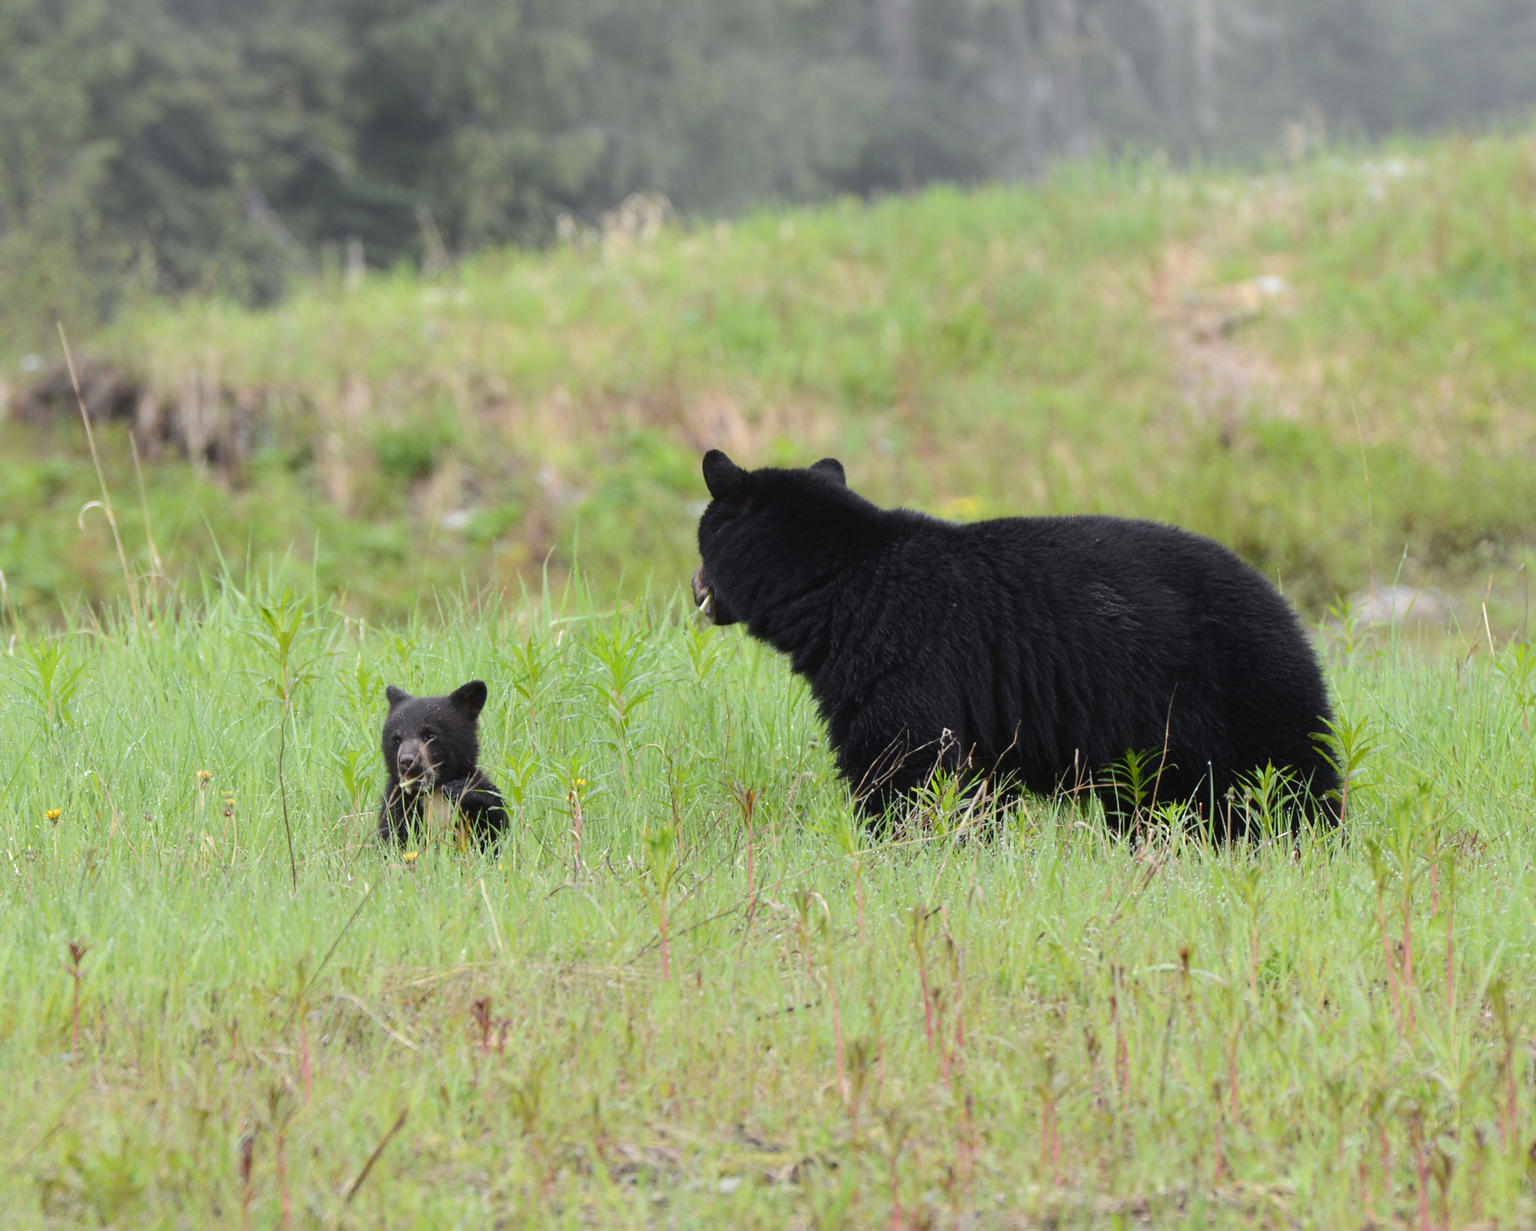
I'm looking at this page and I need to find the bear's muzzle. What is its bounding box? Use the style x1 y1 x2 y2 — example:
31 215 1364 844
690 565 717 621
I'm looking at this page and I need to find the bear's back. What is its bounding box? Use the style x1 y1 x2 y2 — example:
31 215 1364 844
853 510 1335 813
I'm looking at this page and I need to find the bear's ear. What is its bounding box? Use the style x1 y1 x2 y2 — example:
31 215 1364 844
809 457 846 486
702 449 747 501
385 685 411 709
449 679 488 721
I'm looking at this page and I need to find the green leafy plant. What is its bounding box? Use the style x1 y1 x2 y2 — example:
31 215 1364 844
244 587 333 888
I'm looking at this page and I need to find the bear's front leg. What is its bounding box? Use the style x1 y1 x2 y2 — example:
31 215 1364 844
439 774 510 842
838 707 967 821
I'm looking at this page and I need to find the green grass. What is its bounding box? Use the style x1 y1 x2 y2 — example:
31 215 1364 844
4 130 1534 629
3 581 1535 1227
2 128 1535 1225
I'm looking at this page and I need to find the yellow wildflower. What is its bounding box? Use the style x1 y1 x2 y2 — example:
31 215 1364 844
45 808 61 822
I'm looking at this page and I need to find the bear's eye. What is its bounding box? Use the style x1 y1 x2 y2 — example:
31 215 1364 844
387 734 400 748
420 727 435 743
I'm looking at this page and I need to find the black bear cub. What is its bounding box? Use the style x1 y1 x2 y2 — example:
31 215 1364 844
693 450 1340 836
377 680 509 845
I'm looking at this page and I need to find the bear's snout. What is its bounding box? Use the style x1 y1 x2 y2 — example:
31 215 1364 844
690 565 716 619
396 739 435 791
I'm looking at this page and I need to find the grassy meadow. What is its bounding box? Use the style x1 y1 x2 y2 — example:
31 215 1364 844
3 128 1536 1227
2 584 1536 1228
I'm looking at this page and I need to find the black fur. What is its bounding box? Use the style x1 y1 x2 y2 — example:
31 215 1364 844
693 450 1339 834
377 680 509 845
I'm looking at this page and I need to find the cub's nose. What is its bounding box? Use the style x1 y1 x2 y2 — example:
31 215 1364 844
398 747 421 775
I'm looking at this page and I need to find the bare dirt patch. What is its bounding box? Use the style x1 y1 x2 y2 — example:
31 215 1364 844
1150 243 1299 439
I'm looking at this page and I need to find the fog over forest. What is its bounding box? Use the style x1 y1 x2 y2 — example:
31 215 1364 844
2 0 1534 342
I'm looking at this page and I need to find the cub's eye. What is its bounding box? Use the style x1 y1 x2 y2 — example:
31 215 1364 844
387 734 400 748
420 727 435 743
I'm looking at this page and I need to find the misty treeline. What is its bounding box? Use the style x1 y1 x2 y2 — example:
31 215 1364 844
2 0 1533 342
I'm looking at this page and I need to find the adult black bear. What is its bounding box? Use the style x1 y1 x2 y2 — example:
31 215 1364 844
377 680 509 845
692 450 1339 834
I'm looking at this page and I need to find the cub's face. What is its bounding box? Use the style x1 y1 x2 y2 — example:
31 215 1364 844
381 680 486 793
693 448 856 627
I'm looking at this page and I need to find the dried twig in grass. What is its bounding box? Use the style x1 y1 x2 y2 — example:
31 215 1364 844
129 432 165 586
3 1122 62 1178
330 993 421 1053
343 1108 408 1205
59 322 141 632
285 880 376 1028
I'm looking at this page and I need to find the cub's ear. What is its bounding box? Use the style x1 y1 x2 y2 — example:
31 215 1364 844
702 449 747 501
809 457 846 486
449 679 488 720
385 685 411 709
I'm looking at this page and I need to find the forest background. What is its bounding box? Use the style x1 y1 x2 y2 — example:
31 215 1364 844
6 0 1536 350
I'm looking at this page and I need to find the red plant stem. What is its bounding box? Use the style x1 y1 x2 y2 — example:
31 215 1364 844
299 1019 312 1104
1227 1031 1241 1122
659 901 671 981
1504 1047 1517 1148
746 823 755 920
958 1091 976 1195
1444 879 1455 1020
914 939 936 1051
829 965 849 1106
1116 1028 1129 1102
1380 897 1404 1038
911 912 959 1086
1110 984 1130 1102
277 1130 292 1228
1415 1130 1430 1231
1041 1089 1060 1186
239 1133 254 1231
1401 889 1416 1036
66 942 89 1052
950 942 966 1081
952 991 965 1080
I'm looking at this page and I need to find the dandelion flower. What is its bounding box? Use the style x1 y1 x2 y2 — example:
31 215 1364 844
196 770 213 783
403 850 419 865
45 808 61 822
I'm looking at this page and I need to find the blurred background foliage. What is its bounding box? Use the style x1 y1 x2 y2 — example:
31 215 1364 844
3 0 1535 347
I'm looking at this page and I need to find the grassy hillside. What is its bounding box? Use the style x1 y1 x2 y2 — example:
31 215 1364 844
3 132 1536 630
3 585 1535 1226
